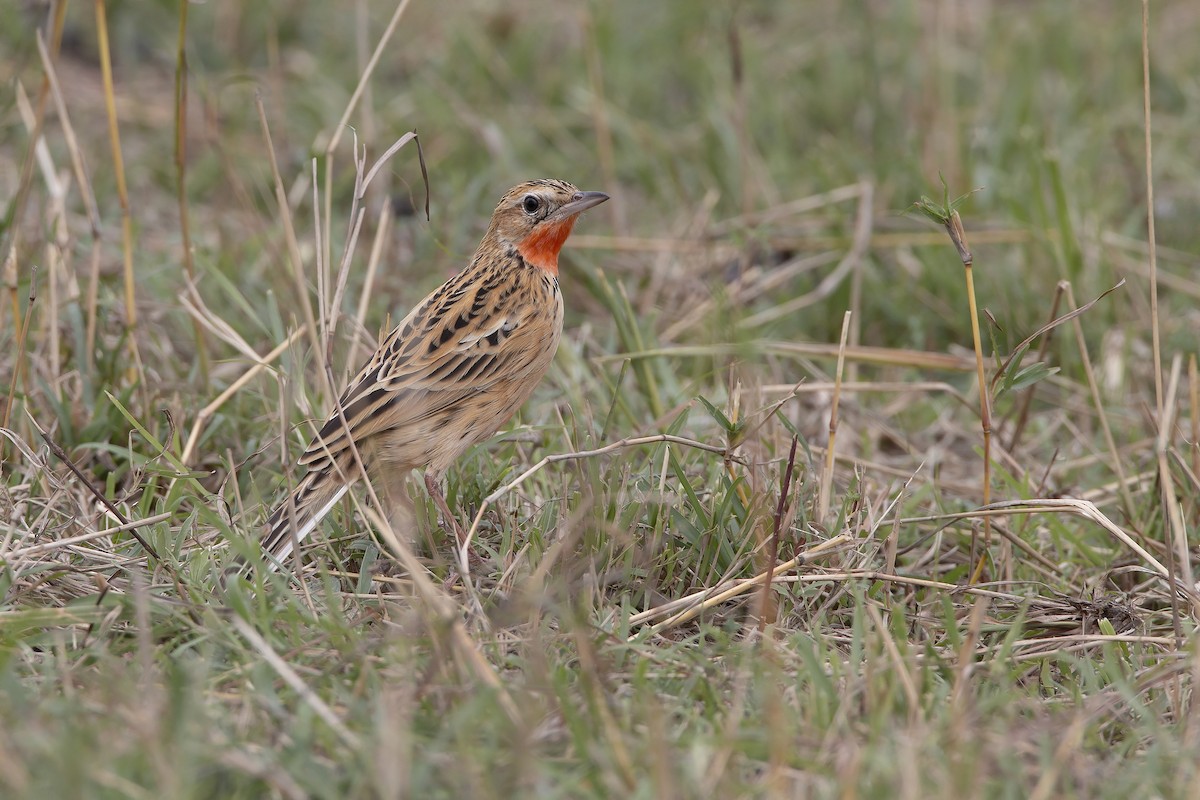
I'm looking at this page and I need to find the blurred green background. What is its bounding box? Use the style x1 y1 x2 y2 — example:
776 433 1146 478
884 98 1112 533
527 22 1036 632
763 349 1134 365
4 0 1196 361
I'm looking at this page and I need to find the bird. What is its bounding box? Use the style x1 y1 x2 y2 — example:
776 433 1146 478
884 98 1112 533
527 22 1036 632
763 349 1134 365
259 179 609 570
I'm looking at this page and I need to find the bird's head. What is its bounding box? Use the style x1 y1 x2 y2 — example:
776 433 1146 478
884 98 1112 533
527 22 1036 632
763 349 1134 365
487 179 609 275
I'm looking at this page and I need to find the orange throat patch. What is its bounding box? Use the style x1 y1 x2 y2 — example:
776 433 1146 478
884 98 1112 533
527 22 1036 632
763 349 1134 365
515 217 577 275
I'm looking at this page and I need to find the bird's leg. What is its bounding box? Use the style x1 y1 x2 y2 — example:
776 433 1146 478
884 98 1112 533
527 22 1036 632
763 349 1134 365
424 471 468 547
376 469 417 541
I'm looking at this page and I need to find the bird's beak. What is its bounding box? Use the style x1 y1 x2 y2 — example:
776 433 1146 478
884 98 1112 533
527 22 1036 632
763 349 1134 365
552 190 609 221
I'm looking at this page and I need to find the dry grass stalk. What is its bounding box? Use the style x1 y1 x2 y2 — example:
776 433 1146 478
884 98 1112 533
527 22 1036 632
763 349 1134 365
1190 355 1199 481
570 228 1032 257
347 201 394 375
255 94 326 404
1141 0 1164 416
818 312 851 522
94 0 143 381
865 602 921 717
600 341 978 371
4 512 173 562
954 214 992 583
757 435 798 632
4 266 36 434
319 0 417 306
176 327 308 467
583 7 624 234
1 3 66 349
899 498 1172 581
1005 281 1065 451
1156 355 1189 646
35 28 98 379
911 190 992 582
629 534 851 634
172 0 209 381
1063 283 1135 517
231 616 362 749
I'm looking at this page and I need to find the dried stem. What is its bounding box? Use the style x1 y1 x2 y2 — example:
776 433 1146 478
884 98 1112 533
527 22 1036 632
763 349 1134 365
1005 281 1065 451
231 616 362 750
32 422 160 562
950 214 994 583
582 7 623 233
2 2 65 345
912 190 992 584
177 327 308 468
818 312 851 522
728 12 752 218
347 202 393 375
636 535 851 636
1141 0 1163 418
1063 283 1134 518
1190 355 1199 481
173 0 209 381
255 93 326 401
95 0 143 381
4 269 37 431
758 435 798 632
1156 356 1188 648
319 0 417 323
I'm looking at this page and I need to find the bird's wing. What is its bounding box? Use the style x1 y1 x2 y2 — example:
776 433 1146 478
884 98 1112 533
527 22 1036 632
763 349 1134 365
297 266 555 468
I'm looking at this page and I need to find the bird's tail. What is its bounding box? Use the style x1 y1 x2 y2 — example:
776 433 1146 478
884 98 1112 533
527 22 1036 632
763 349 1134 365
258 470 353 571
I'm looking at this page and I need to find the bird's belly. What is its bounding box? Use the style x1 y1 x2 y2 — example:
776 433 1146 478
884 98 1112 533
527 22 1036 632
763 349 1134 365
375 343 558 472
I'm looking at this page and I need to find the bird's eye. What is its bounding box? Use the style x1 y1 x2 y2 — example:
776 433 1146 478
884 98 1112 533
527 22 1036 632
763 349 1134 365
522 195 541 215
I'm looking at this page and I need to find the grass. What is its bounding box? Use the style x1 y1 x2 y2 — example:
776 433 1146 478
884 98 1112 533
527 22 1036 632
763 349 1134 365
2 0 1200 797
